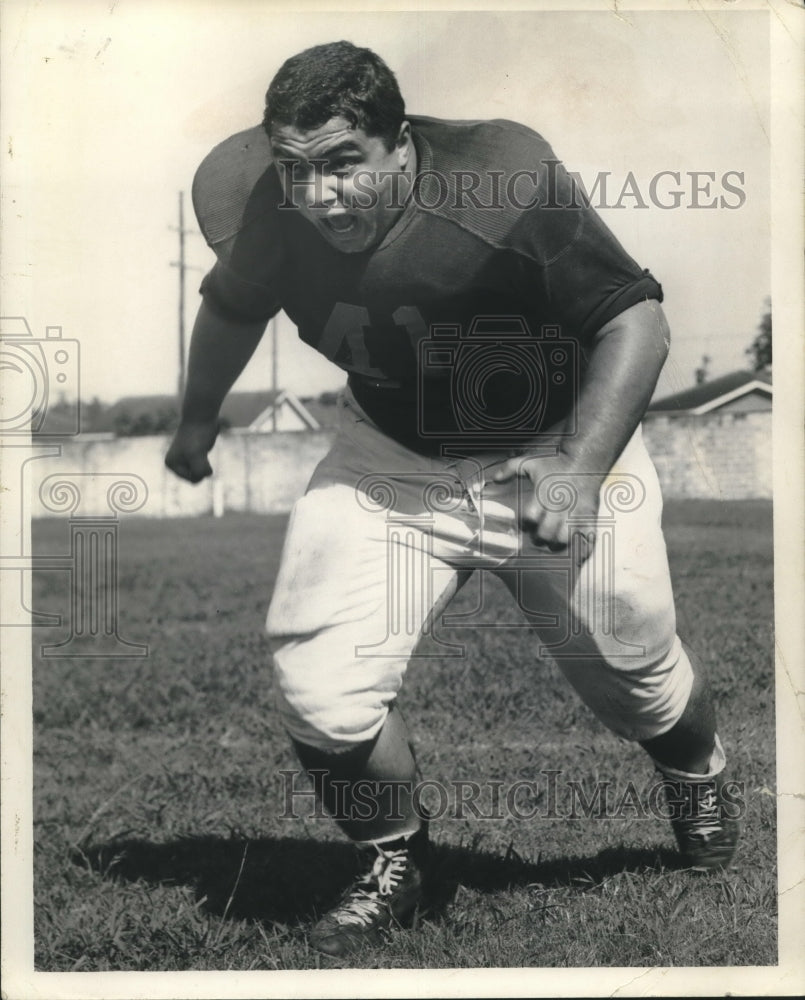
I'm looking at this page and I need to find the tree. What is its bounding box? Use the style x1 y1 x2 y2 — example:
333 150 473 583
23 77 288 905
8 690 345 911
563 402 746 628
82 396 110 432
114 406 179 437
746 298 771 371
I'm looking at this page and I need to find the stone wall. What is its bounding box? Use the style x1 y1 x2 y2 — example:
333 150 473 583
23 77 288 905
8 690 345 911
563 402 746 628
641 410 772 500
25 430 335 519
24 410 771 518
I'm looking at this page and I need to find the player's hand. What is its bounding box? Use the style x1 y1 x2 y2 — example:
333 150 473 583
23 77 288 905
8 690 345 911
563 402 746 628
492 451 603 562
164 418 220 483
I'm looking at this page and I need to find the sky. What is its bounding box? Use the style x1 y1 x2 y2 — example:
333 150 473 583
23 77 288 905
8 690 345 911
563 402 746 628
2 2 772 405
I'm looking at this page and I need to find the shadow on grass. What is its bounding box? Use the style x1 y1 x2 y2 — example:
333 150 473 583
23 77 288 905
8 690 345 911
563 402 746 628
73 835 679 927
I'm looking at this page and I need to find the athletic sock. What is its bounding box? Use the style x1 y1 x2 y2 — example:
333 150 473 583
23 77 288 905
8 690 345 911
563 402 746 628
652 733 726 782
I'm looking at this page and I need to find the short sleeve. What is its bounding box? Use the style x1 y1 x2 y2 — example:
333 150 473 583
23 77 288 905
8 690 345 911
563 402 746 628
511 157 663 343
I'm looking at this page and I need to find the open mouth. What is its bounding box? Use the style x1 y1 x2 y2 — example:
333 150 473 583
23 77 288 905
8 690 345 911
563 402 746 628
322 214 357 236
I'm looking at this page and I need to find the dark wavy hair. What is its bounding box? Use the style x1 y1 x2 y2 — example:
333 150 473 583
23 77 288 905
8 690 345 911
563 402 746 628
263 41 406 150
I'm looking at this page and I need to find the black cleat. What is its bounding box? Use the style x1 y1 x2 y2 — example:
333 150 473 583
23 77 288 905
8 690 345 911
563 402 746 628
309 825 428 957
662 769 740 871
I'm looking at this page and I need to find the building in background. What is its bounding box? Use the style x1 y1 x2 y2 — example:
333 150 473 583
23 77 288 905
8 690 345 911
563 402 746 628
647 369 772 417
643 369 772 500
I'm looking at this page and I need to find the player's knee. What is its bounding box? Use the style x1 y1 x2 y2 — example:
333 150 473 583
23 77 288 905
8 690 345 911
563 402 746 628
594 584 677 668
592 636 695 742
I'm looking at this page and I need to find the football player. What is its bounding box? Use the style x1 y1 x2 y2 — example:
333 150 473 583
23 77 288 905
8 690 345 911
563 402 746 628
166 40 739 957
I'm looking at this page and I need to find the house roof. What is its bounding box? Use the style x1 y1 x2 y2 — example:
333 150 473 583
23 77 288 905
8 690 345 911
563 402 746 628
297 397 341 430
248 390 320 431
222 391 280 427
648 369 772 415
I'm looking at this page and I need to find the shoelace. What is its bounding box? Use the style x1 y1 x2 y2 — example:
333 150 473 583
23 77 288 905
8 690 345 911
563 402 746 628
686 784 722 839
331 846 410 927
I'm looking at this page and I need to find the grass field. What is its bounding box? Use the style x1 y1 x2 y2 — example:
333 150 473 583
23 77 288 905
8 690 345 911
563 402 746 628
32 499 776 970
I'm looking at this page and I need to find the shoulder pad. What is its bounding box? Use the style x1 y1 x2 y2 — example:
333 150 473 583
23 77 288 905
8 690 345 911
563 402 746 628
192 126 277 245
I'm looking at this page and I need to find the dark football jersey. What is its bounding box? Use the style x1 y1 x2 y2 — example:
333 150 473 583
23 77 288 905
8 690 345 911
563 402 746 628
193 116 662 453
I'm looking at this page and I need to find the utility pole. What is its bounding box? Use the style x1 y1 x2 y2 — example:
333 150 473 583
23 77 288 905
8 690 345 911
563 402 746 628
170 194 276 421
170 191 199 400
177 192 186 399
271 316 278 431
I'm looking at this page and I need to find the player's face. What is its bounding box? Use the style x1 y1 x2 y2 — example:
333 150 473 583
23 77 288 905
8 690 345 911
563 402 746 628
270 117 415 253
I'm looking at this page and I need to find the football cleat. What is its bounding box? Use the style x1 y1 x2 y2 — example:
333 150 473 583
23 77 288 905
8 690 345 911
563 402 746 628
309 824 429 957
661 768 740 871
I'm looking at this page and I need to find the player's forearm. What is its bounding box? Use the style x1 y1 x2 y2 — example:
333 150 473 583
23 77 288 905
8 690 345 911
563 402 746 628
180 300 268 422
560 299 670 475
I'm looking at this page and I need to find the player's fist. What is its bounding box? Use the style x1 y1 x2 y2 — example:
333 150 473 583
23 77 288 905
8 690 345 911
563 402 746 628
492 451 603 563
164 418 220 483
